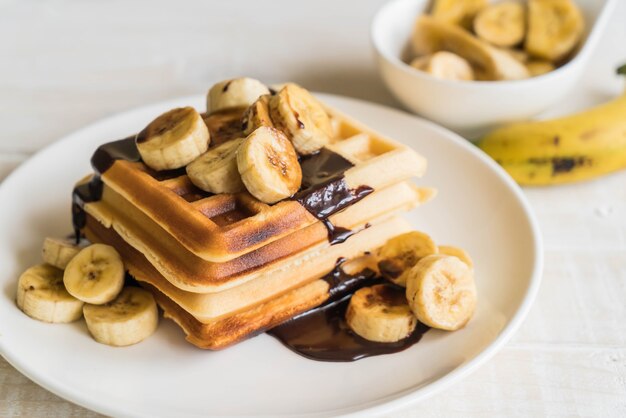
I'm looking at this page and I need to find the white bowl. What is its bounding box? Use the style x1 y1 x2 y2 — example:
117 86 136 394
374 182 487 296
371 0 617 137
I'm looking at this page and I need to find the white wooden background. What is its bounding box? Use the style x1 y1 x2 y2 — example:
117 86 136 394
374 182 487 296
1 0 625 416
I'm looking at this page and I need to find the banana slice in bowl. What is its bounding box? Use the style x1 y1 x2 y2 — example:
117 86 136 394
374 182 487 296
83 287 158 347
63 244 125 305
17 264 84 323
474 1 525 48
346 284 418 343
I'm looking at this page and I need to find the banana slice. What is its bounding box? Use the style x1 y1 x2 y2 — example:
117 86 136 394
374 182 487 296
207 77 270 114
438 245 474 269
526 60 556 77
431 0 487 29
63 244 125 305
237 126 302 204
346 284 417 343
136 107 210 171
42 237 87 270
83 287 158 347
410 51 475 81
186 138 246 194
412 16 529 80
474 1 526 48
377 231 438 287
16 264 84 323
406 255 477 331
242 94 274 136
268 83 332 155
525 0 584 62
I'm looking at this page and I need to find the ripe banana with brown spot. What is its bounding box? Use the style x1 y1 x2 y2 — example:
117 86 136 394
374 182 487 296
346 284 417 343
268 83 333 155
476 76 626 185
17 264 84 323
83 287 158 347
186 138 246 194
207 77 270 113
406 255 477 331
42 237 87 270
242 94 274 135
64 244 125 304
136 107 210 171
410 51 474 81
237 126 302 203
377 231 438 287
474 1 525 48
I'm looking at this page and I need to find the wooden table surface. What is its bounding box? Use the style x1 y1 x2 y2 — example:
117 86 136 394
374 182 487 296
1 1 625 416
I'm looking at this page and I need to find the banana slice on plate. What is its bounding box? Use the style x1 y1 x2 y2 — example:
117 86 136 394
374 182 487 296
17 264 84 323
474 1 526 48
136 107 210 171
431 0 487 29
242 94 274 136
438 245 474 269
406 255 477 331
525 0 584 62
346 284 417 343
207 77 270 114
187 138 246 194
377 231 438 287
268 83 332 155
83 287 158 347
42 237 87 270
237 126 302 204
410 51 475 81
63 244 125 305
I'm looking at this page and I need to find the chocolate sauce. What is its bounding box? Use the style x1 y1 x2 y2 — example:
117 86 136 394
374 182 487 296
268 265 429 362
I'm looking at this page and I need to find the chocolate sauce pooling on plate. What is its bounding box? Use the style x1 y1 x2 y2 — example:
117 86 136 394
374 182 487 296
268 264 429 362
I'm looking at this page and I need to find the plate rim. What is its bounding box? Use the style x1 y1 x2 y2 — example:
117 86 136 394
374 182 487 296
0 93 543 418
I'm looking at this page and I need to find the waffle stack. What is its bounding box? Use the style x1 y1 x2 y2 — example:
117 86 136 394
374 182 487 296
75 86 433 349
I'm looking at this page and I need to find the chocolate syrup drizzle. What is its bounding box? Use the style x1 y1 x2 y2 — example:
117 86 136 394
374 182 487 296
268 262 430 362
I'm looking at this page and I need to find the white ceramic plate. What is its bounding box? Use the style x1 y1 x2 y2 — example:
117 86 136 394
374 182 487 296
0 94 542 417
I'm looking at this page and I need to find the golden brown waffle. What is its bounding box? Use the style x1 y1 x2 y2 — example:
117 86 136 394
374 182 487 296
84 178 433 293
90 104 427 263
85 214 412 321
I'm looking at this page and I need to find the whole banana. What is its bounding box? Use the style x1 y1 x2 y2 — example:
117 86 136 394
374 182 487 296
477 77 626 186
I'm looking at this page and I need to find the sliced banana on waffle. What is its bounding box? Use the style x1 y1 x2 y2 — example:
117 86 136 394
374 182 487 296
16 264 84 323
410 51 474 81
377 231 438 287
42 237 87 270
136 107 210 171
474 1 525 48
406 255 477 331
63 244 125 305
268 83 332 155
242 94 274 136
187 138 246 194
438 245 474 269
525 0 584 62
346 284 417 343
83 287 158 347
237 126 302 204
207 77 270 114
431 0 487 29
